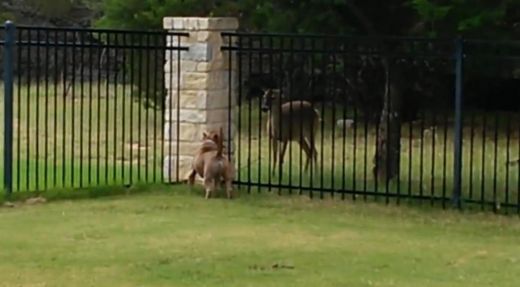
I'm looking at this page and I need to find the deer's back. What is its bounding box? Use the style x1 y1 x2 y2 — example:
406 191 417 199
268 100 319 140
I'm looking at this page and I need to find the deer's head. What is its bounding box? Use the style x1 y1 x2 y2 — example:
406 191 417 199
261 89 281 112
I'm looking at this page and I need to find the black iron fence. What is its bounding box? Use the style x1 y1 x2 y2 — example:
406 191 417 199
1 22 188 193
2 22 519 214
221 32 520 214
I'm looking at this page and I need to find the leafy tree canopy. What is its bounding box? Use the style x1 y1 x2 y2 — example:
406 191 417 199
96 0 520 39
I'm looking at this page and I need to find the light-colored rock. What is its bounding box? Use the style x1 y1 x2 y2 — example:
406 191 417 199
165 109 206 123
25 196 47 205
182 43 212 62
164 122 204 141
196 31 210 42
183 72 209 90
163 155 194 182
3 202 16 208
164 17 239 31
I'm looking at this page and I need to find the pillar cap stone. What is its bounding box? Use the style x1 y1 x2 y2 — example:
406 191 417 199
163 17 239 31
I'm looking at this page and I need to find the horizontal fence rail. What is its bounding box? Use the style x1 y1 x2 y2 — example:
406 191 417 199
1 23 188 193
221 32 520 214
3 24 519 215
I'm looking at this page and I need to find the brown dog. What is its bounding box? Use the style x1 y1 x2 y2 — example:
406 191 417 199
203 127 234 199
188 130 220 186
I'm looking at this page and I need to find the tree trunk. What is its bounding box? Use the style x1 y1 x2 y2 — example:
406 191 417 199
373 63 403 182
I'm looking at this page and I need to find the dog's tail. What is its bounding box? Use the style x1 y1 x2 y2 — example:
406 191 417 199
217 127 224 158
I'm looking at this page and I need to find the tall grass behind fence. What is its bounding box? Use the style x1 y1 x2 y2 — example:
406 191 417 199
222 33 520 213
461 40 520 212
1 25 188 193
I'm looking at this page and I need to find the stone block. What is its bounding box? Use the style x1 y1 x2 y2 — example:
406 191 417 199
164 72 182 89
196 31 211 42
207 70 229 90
164 141 206 157
206 108 231 123
206 89 231 109
182 43 212 62
165 108 206 123
166 91 208 110
164 121 204 141
164 17 239 31
163 155 194 182
183 72 209 90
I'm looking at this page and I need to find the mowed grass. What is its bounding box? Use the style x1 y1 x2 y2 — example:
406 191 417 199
236 99 520 211
1 188 519 287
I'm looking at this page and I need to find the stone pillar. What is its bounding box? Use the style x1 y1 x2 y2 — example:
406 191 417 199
163 17 238 182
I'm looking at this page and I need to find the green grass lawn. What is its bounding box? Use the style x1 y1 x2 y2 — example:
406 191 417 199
1 187 519 287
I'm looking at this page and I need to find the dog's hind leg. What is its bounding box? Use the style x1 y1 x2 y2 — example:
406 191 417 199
188 169 197 187
225 179 233 199
204 178 215 199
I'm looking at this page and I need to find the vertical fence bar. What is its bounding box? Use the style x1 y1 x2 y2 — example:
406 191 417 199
70 30 76 188
3 21 15 196
452 37 464 209
15 28 22 192
53 29 58 188
35 29 41 191
258 37 263 193
237 36 242 188
113 33 120 183
144 33 150 183
341 51 347 200
88 31 93 186
152 35 159 183
175 34 181 182
96 32 102 186
227 35 233 162
105 33 111 184
121 33 127 185
247 36 252 194
267 36 273 191
79 31 85 189
26 29 32 191
61 30 68 188
44 29 50 190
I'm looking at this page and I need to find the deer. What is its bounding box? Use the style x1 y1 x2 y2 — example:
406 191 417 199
261 88 320 175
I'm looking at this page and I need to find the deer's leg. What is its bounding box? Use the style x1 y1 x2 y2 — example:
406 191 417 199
278 140 288 176
300 139 313 172
304 135 318 172
271 137 278 175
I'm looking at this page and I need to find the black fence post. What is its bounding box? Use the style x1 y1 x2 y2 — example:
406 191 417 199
3 21 15 196
452 37 464 209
